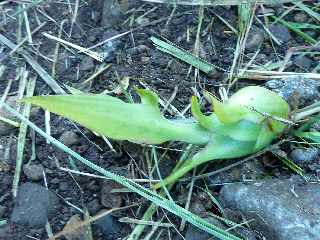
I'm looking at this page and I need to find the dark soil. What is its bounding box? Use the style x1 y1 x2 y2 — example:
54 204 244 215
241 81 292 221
0 1 319 240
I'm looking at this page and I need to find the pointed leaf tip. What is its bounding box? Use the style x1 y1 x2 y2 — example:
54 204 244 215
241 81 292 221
135 88 159 107
204 91 244 124
191 96 214 130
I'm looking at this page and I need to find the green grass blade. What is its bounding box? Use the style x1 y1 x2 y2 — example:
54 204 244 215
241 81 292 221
3 103 241 240
150 36 217 75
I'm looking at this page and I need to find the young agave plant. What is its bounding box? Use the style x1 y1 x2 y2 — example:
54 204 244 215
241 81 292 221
22 86 290 189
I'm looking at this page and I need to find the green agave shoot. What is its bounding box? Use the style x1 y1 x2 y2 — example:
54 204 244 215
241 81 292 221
22 86 290 188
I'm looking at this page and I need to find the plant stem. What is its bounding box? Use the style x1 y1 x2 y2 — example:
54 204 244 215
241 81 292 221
293 101 320 121
168 120 210 145
153 159 195 190
127 145 194 240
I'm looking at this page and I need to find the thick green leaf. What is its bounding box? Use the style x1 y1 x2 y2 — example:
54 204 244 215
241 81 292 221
22 91 210 145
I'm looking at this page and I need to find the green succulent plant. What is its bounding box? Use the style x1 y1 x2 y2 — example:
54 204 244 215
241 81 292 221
21 86 290 189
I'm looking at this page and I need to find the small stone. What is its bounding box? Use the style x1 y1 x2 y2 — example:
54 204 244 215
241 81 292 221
189 199 207 218
94 213 126 239
63 214 87 240
51 178 60 184
11 183 59 227
219 176 320 240
87 199 101 214
269 24 291 43
135 17 149 25
290 148 319 167
59 131 80 146
245 26 265 51
140 56 150 64
23 164 44 181
293 55 313 70
101 0 123 28
100 29 123 62
101 180 122 208
294 12 308 23
79 57 95 71
88 35 97 42
59 181 69 192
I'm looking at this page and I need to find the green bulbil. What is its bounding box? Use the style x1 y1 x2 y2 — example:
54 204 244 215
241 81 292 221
22 86 290 189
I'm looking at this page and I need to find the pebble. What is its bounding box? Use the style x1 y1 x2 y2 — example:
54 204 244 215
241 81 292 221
100 180 122 209
63 214 87 240
79 57 95 71
189 199 208 218
293 55 313 70
265 76 320 107
294 12 308 23
290 148 319 167
100 29 123 62
59 131 80 147
11 182 59 227
245 26 265 52
87 199 102 214
269 24 291 43
94 213 125 239
59 181 69 192
219 176 320 240
101 0 124 28
23 164 44 181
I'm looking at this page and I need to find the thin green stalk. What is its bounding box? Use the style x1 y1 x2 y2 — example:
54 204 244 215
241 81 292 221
128 145 194 240
12 76 36 197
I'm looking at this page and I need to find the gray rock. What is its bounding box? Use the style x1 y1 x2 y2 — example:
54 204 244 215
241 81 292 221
100 30 123 62
290 148 319 167
294 12 308 23
79 57 94 71
87 199 101 214
186 217 258 240
293 55 313 70
245 26 265 51
269 24 291 43
11 182 59 227
185 217 226 240
59 181 69 192
23 164 44 181
59 131 80 146
94 213 126 239
101 180 122 209
219 176 320 240
265 76 320 107
101 0 126 28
